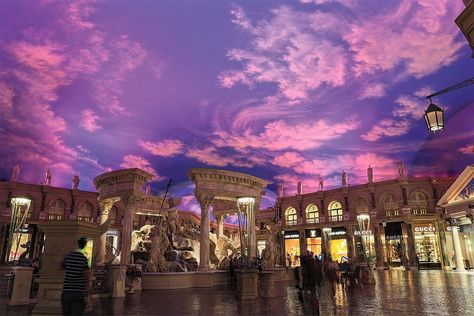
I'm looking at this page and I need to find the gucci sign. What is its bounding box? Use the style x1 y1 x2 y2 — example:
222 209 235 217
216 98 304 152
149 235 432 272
414 226 435 232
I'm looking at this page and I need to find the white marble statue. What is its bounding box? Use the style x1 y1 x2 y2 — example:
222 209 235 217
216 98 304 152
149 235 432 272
368 165 373 183
297 180 303 195
397 161 405 177
72 174 80 189
277 184 284 198
318 175 324 191
342 170 347 186
10 163 20 181
44 168 52 185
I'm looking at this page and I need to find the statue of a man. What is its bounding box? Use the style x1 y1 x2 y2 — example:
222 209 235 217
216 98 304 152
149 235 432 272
72 174 80 189
11 163 20 181
318 175 324 191
145 184 151 196
397 161 405 177
44 168 52 185
297 180 303 195
367 165 373 183
277 184 284 198
342 170 347 186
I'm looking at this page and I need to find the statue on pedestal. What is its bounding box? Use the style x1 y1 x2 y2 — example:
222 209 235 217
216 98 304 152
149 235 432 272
297 180 302 195
72 174 80 189
277 184 284 198
44 169 52 186
397 161 405 177
318 175 324 191
342 170 347 186
10 163 20 181
145 184 151 196
367 166 373 183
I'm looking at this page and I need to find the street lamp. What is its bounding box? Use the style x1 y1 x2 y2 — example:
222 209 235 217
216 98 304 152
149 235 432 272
423 77 473 133
8 197 32 262
236 196 256 264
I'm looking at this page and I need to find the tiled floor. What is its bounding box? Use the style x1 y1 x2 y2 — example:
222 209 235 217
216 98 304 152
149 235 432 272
2 270 474 315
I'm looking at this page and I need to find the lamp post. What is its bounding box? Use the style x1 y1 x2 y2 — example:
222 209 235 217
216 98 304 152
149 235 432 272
423 77 473 133
356 213 375 284
8 197 32 262
236 196 256 265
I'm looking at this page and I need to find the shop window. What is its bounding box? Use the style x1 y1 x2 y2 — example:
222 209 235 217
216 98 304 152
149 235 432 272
328 201 343 222
305 204 319 224
285 207 297 226
383 194 399 216
410 191 428 214
48 199 66 220
413 224 439 263
77 202 93 222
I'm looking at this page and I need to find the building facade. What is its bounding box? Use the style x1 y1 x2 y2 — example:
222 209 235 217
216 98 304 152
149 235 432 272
275 175 456 270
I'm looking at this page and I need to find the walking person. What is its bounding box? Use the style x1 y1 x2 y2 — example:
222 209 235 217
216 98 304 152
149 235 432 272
326 260 339 298
61 237 91 316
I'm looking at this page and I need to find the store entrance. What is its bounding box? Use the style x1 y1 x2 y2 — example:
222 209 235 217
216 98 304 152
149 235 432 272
284 231 300 267
385 222 403 267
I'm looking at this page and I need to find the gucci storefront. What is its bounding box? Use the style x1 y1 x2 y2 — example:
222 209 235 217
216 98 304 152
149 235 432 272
412 223 442 269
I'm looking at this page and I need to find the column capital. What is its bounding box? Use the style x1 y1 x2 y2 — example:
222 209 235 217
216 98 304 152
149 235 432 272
196 194 214 208
125 195 141 209
99 197 121 215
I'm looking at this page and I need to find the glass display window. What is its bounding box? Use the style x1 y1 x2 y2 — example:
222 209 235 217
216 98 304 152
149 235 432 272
329 239 347 262
306 237 322 256
285 238 300 267
8 232 31 262
385 238 402 265
413 224 439 263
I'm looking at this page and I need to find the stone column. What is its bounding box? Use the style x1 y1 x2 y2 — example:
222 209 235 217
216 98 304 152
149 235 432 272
96 197 120 265
198 195 213 270
451 226 465 271
374 224 383 268
249 202 259 259
346 225 354 261
120 196 140 265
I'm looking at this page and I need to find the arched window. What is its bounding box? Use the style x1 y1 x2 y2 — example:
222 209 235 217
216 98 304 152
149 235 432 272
48 199 66 220
305 204 319 224
354 198 368 214
328 201 343 222
382 194 398 216
77 202 93 222
285 207 297 226
410 191 427 214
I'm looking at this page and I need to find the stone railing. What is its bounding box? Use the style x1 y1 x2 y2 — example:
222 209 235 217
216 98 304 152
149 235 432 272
385 209 400 217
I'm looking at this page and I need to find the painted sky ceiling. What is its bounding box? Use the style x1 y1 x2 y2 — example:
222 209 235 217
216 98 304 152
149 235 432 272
0 0 473 214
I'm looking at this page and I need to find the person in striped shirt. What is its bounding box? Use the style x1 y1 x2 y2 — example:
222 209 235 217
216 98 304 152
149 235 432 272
61 237 91 316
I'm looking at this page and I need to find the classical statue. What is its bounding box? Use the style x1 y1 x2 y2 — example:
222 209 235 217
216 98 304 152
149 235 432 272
297 180 303 195
367 165 373 183
10 163 20 181
262 230 276 269
44 168 52 185
277 184 284 198
318 175 324 191
145 184 151 196
72 174 80 189
397 161 405 177
342 170 347 186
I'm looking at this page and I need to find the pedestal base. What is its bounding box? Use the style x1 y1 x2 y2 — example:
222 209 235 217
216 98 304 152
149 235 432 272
109 266 126 297
236 270 258 300
32 277 63 315
259 270 277 298
9 267 33 306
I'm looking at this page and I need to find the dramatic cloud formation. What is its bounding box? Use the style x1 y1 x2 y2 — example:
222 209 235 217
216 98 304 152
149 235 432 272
140 139 184 157
81 109 101 132
119 155 163 181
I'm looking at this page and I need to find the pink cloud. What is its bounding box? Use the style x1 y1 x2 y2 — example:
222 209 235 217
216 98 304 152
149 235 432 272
80 109 101 132
345 0 464 78
220 6 348 101
214 118 359 151
361 119 411 142
459 144 474 155
185 147 261 168
393 95 425 119
359 83 386 99
140 139 184 157
271 152 305 168
119 154 163 181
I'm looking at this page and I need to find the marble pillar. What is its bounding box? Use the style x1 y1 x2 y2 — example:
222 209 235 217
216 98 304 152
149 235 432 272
249 203 258 259
120 196 140 265
198 195 213 270
96 197 120 265
451 226 465 271
217 215 225 239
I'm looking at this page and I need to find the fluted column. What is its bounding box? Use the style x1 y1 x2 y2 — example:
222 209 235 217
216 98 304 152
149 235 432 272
120 196 140 265
451 226 465 271
96 197 120 265
198 195 213 270
217 215 225 239
249 202 259 259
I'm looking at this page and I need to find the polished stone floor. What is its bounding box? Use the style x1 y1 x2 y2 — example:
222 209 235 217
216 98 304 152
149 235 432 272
2 270 474 315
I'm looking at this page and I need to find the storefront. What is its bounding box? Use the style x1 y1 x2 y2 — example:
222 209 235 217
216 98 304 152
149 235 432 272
384 222 403 267
329 227 348 262
444 217 474 270
305 229 322 255
284 231 300 267
412 223 441 268
354 228 375 262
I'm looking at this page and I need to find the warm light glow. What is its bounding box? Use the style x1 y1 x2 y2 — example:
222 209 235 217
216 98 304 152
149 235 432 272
423 102 444 132
322 227 332 233
357 214 370 221
236 196 256 205
11 197 31 206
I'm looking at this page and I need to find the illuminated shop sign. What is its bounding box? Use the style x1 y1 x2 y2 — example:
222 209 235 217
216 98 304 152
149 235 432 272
354 230 373 236
385 235 402 240
414 226 435 232
330 231 346 236
306 229 321 238
284 231 300 239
